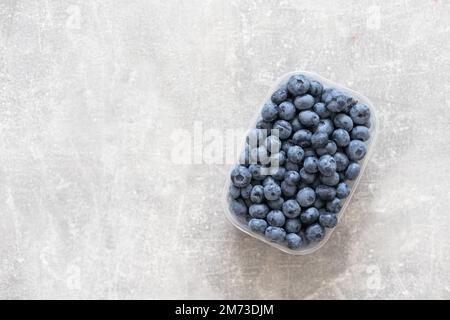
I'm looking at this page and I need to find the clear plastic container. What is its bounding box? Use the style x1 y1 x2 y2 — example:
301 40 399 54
223 71 378 255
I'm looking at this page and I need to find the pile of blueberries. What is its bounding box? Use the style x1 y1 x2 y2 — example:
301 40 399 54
228 74 371 250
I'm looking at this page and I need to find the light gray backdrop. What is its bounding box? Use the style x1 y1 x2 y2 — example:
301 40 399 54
1 0 449 299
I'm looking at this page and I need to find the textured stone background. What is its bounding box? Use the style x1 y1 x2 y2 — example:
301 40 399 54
1 0 450 299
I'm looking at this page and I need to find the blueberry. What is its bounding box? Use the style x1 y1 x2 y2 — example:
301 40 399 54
305 223 325 242
351 126 370 141
313 102 331 118
261 101 278 121
281 141 294 153
314 197 325 209
296 187 316 207
318 155 337 177
240 184 253 199
345 162 361 180
349 104 371 125
319 213 338 228
284 160 299 172
250 185 265 203
287 146 304 164
304 156 319 173
249 218 268 234
264 183 282 201
282 199 301 218
316 141 337 156
315 185 336 201
333 113 353 132
346 140 367 161
321 87 335 104
272 167 286 181
332 128 351 147
286 233 303 249
334 152 349 172
316 119 334 135
311 131 328 149
229 185 241 199
299 168 316 184
231 165 252 187
298 111 320 127
303 148 316 158
267 210 286 227
273 120 292 140
284 218 301 233
290 117 304 132
278 101 296 120
300 207 319 225
270 151 286 166
292 129 312 148
281 180 297 197
309 80 323 96
326 100 346 113
294 94 315 110
284 170 301 185
265 135 281 153
364 119 372 128
256 118 272 130
250 146 270 165
264 226 286 243
230 198 248 216
336 182 350 199
271 85 288 104
249 164 265 181
263 176 277 186
320 172 340 186
267 197 284 210
287 74 310 96
326 198 342 213
249 203 269 218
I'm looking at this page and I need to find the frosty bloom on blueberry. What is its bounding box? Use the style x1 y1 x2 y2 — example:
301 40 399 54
227 73 374 252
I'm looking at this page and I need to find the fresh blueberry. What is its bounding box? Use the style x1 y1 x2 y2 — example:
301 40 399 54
271 85 288 104
311 131 328 148
332 128 351 147
314 197 325 209
250 146 270 165
287 74 310 96
287 146 304 164
300 207 319 225
250 185 265 203
305 223 325 242
296 187 316 207
284 218 302 233
256 118 272 130
281 141 294 153
265 135 281 153
315 118 334 135
280 180 297 197
318 155 337 177
364 119 371 128
263 176 277 187
345 162 361 180
349 104 371 125
230 165 252 187
303 148 316 158
326 100 346 113
290 117 304 132
229 185 241 199
326 198 342 213
336 182 350 199
286 233 303 249
294 94 315 110
284 171 301 185
273 120 292 140
315 185 337 201
272 167 286 181
334 152 349 172
249 218 268 234
264 226 286 243
267 210 286 227
278 101 296 120
284 160 299 172
351 126 370 141
313 102 331 118
321 87 335 104
346 140 367 161
230 198 248 216
316 141 337 156
267 197 284 210
249 203 269 218
299 168 316 184
249 164 265 181
304 156 319 173
333 113 354 132
309 80 323 96
298 110 320 127
270 151 286 166
292 129 312 148
319 213 338 228
320 172 340 186
282 199 301 218
240 184 253 199
261 101 278 121
264 183 282 201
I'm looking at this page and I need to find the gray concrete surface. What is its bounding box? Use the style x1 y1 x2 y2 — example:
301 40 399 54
1 0 450 299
